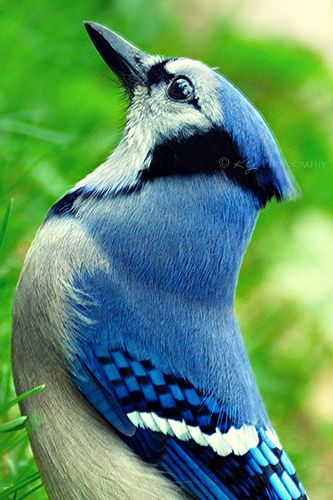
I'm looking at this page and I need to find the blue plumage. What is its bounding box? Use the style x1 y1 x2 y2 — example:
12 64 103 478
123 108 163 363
18 21 308 499
73 345 306 499
66 173 270 432
217 75 297 202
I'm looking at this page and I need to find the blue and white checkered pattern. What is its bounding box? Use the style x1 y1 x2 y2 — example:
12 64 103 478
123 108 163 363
74 347 307 499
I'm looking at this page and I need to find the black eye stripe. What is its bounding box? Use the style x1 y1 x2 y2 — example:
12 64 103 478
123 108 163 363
147 60 174 86
147 61 200 109
189 97 201 110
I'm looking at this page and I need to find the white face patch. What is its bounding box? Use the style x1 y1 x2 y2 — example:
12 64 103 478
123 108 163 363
129 57 222 143
127 411 260 457
78 57 223 194
165 58 222 125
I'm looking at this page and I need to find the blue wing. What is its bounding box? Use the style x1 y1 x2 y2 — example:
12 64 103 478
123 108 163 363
72 345 307 499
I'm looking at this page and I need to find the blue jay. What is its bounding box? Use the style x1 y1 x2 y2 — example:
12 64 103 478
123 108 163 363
12 22 307 499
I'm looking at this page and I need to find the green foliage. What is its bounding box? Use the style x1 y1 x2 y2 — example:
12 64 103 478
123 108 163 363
0 371 45 498
1 1 333 498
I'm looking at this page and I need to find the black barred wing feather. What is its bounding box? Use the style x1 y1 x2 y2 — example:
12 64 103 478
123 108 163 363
73 347 307 499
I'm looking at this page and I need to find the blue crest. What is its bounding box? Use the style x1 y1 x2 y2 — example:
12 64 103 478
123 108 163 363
218 74 297 203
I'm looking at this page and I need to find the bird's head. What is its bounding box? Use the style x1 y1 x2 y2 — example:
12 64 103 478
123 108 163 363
81 22 298 305
84 21 296 208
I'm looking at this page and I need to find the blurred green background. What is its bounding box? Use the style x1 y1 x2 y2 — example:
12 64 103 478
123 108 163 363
1 0 333 498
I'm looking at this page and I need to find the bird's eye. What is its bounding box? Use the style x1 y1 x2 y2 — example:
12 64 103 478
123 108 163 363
167 77 195 102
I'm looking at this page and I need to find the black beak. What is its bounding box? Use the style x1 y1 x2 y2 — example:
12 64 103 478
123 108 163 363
84 21 148 93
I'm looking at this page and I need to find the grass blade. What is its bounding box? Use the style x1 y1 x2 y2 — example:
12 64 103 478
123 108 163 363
0 118 72 145
17 482 44 499
0 417 27 433
0 385 45 411
0 471 40 498
0 200 13 253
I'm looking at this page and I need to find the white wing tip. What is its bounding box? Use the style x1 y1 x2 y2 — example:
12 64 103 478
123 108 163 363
127 411 260 457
